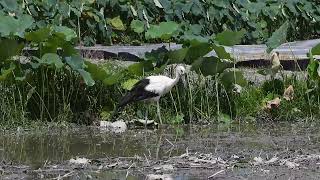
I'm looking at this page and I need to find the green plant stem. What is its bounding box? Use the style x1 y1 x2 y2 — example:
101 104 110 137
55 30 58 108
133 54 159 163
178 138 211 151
215 75 220 116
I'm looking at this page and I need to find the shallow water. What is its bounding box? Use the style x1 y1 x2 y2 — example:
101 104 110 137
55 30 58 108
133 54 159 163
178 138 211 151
1 122 320 179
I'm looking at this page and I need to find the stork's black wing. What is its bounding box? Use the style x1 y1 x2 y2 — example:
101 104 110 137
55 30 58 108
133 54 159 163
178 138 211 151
111 78 159 121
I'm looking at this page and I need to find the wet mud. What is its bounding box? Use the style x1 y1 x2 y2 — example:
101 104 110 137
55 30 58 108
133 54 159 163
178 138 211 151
1 122 320 179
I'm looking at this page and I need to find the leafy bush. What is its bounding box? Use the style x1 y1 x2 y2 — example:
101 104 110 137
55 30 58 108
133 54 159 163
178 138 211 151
0 0 319 45
0 13 99 123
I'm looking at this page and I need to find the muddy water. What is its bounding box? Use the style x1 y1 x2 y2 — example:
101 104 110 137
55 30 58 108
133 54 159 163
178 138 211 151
1 122 320 179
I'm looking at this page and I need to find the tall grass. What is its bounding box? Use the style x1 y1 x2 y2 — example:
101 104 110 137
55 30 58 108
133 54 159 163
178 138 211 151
2 60 320 128
0 84 27 127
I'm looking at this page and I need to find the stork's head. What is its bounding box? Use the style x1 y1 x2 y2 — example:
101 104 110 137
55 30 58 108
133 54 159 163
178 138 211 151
175 65 187 87
175 65 186 76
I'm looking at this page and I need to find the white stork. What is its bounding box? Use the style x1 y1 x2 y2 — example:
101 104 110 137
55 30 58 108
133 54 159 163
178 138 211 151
111 65 186 124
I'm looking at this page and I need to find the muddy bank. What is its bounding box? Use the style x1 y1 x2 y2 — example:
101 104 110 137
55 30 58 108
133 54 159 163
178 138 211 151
1 122 320 179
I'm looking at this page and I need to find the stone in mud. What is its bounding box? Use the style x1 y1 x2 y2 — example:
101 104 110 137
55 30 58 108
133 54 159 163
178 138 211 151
69 157 90 165
100 120 127 133
153 164 174 172
146 174 173 180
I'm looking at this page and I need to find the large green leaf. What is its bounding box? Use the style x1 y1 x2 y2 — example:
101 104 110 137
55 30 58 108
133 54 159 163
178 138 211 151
311 43 320 56
285 2 298 15
130 20 144 33
307 51 319 80
25 27 51 43
189 24 203 35
0 0 18 11
65 56 95 86
307 59 319 80
181 34 209 44
266 21 289 53
215 29 246 46
40 53 64 68
145 46 168 66
185 42 213 64
0 64 15 81
212 0 229 8
61 43 78 56
108 16 126 31
191 57 233 76
0 39 24 61
128 61 154 76
40 35 69 55
145 21 179 40
78 69 95 86
212 45 232 60
65 55 86 70
0 14 34 37
220 70 247 90
168 48 189 64
53 26 77 41
103 71 125 85
85 61 109 80
121 78 139 90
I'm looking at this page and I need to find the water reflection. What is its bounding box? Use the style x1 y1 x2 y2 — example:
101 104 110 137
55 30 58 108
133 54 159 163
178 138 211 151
1 122 320 179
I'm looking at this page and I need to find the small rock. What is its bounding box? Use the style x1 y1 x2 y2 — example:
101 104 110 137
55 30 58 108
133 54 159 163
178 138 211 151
146 174 173 180
69 157 90 165
260 169 270 174
253 157 264 165
283 160 299 169
106 162 118 168
265 157 278 164
100 120 127 133
153 164 174 172
231 155 240 159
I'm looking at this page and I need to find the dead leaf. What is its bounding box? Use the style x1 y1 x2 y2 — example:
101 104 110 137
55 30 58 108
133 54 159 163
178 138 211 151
270 52 282 76
271 52 281 69
265 97 281 110
283 85 294 101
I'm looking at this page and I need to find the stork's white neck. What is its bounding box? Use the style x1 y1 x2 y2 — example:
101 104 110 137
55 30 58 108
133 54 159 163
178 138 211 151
172 70 181 86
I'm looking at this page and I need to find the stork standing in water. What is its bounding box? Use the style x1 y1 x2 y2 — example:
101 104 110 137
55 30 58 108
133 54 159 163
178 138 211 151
112 65 186 124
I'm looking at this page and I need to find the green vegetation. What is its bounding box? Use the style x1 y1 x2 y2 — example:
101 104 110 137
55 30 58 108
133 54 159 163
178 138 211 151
0 0 319 45
1 1 320 128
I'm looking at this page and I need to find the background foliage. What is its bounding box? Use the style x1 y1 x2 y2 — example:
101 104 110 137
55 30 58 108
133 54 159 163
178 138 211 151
1 0 319 45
